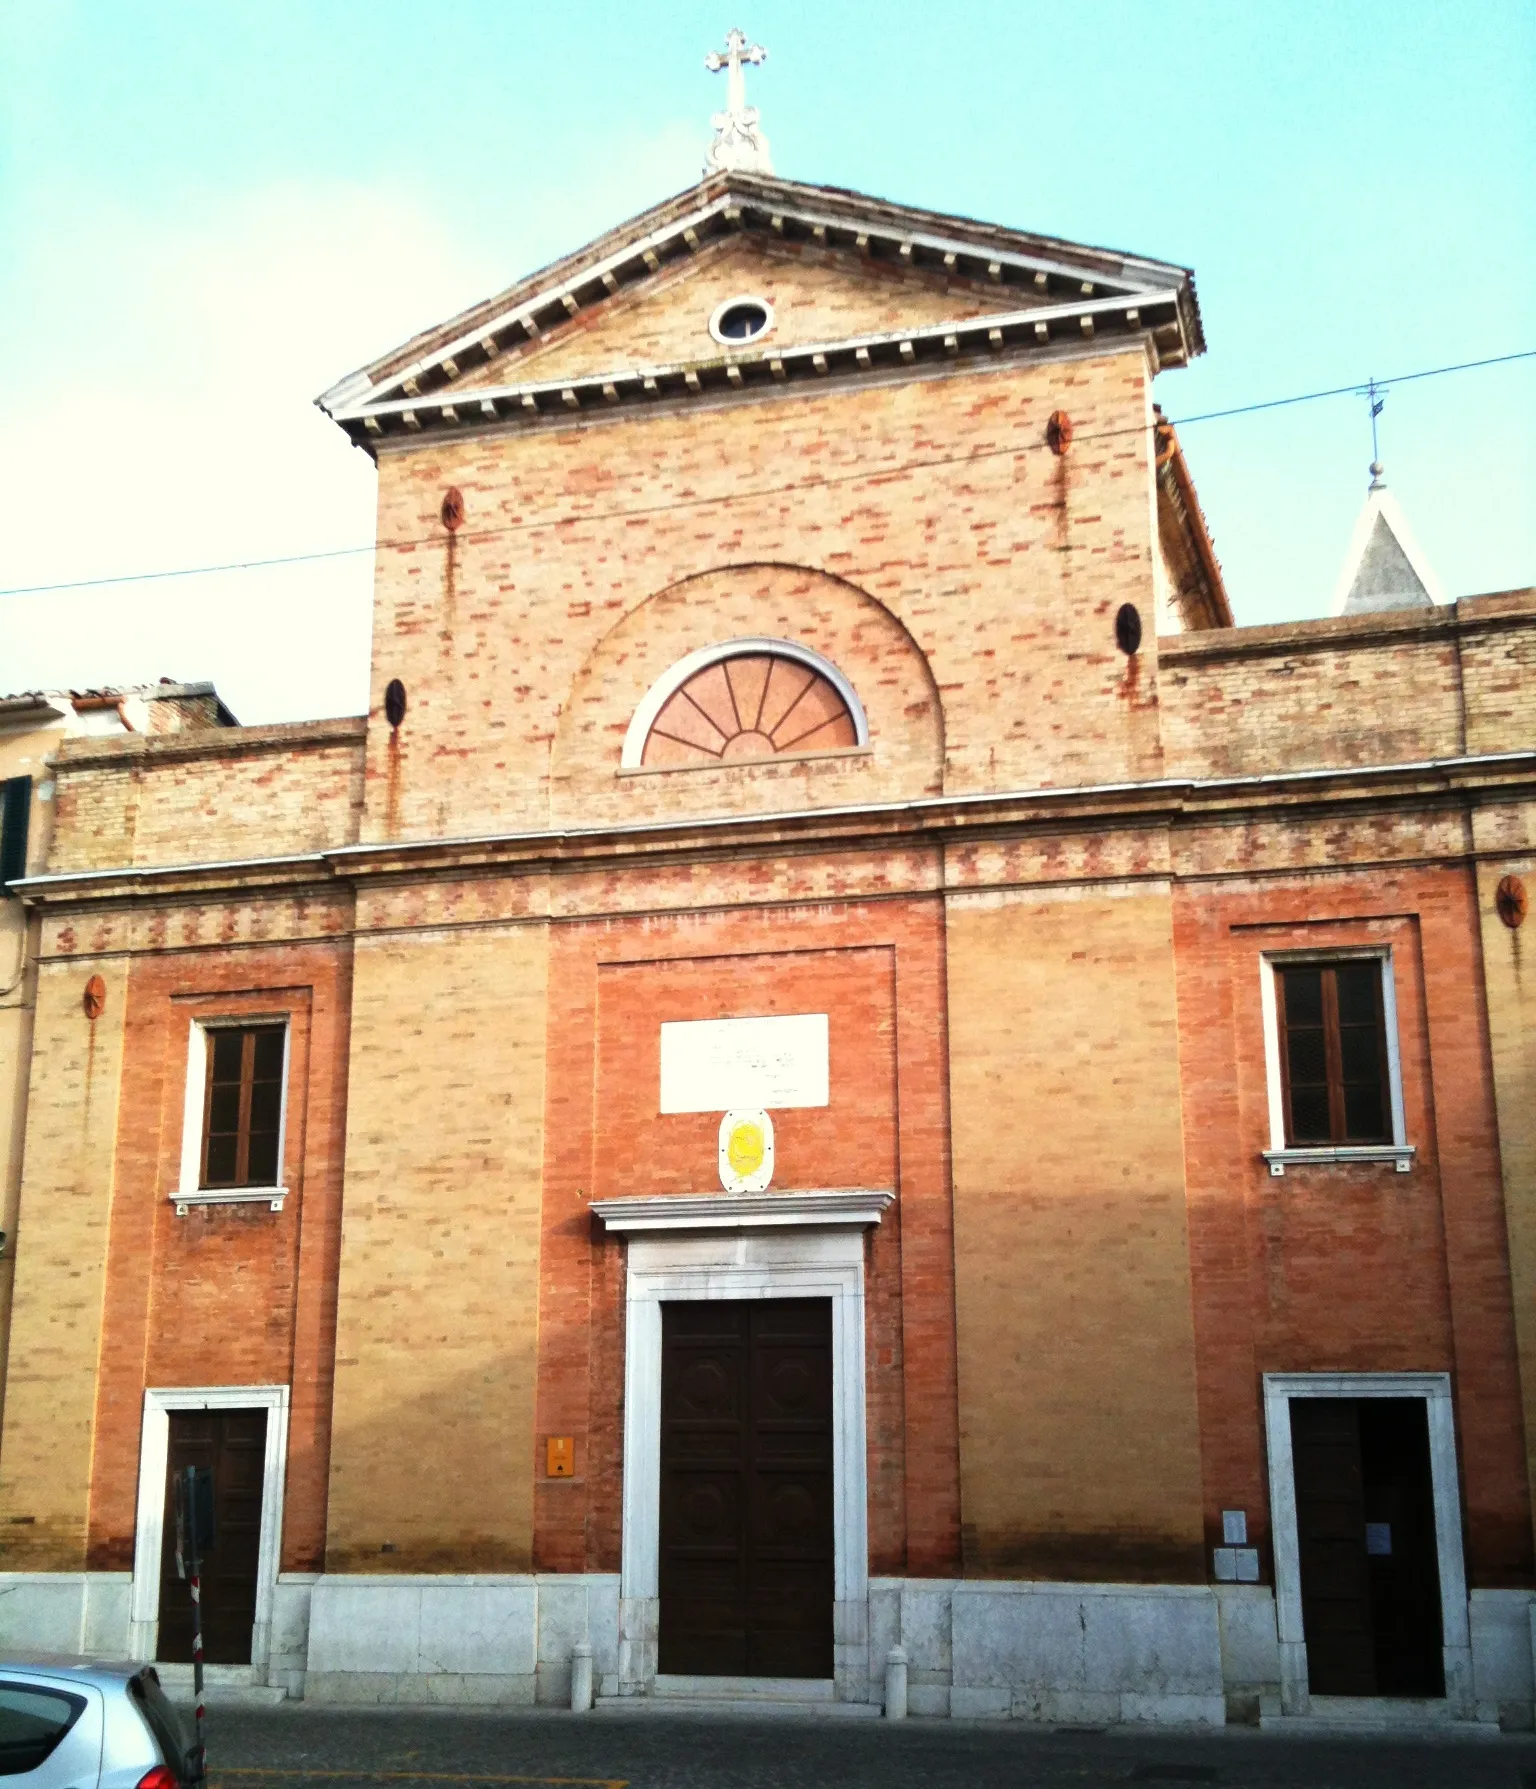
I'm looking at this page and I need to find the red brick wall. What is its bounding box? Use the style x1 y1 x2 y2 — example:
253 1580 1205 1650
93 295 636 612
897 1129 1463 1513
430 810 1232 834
531 886 959 1578
1174 864 1534 1588
83 941 351 1574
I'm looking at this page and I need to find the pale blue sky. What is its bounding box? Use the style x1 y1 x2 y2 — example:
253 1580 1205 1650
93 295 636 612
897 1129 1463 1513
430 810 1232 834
2 1 1533 722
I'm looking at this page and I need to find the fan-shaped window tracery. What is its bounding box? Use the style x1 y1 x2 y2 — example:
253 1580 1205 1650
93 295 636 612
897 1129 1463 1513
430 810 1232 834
624 641 865 770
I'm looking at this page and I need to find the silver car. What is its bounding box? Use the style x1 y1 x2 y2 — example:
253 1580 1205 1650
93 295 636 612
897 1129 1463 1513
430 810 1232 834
0 1660 193 1789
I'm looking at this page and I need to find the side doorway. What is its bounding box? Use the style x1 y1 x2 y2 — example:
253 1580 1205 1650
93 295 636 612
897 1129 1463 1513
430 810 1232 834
1264 1372 1472 1715
130 1385 290 1672
156 1409 268 1664
1288 1396 1443 1695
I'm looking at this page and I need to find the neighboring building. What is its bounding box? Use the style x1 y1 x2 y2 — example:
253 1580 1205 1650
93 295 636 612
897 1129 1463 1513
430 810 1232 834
0 110 1533 1727
0 686 236 1441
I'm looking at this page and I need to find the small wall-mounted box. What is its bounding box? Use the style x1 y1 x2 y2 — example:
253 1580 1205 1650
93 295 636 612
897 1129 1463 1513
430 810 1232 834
546 1436 575 1478
1214 1547 1260 1582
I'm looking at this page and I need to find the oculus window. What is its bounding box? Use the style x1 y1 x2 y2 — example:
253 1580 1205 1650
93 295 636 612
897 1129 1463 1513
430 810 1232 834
709 296 774 345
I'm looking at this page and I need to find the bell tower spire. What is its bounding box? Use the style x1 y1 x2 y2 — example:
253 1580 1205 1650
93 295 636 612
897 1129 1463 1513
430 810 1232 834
1331 380 1446 614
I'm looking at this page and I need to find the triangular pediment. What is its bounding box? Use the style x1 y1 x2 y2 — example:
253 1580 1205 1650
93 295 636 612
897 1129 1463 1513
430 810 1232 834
447 233 1022 391
318 172 1203 451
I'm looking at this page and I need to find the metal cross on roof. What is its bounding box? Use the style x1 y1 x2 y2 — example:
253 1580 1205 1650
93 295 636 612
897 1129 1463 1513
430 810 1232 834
705 27 773 176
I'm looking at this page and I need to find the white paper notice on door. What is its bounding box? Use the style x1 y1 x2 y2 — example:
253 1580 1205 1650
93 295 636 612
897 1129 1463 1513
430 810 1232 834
659 1013 830 1114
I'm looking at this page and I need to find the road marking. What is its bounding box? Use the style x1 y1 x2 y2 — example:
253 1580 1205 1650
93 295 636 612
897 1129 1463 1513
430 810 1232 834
210 1772 626 1789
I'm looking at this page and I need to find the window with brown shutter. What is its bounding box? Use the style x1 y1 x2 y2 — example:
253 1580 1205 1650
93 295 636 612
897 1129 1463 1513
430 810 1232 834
1277 962 1390 1147
200 1025 286 1189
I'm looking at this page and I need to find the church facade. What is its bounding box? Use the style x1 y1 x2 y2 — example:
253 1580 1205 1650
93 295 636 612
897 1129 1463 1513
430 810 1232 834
2 158 1534 1728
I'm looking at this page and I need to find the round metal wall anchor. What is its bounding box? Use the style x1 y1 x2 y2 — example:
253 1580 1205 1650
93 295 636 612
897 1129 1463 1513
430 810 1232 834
441 487 465 532
1046 410 1073 454
1115 602 1144 655
83 974 106 1020
384 679 407 730
1495 873 1528 929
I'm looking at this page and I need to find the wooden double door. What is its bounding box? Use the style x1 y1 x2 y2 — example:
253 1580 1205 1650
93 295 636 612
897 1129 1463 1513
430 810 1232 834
156 1409 268 1665
1290 1397 1445 1697
659 1299 834 1678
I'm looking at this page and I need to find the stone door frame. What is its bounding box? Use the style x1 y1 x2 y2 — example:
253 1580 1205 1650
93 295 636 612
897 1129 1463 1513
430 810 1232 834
616 1225 871 1697
129 1384 291 1673
1261 1370 1472 1718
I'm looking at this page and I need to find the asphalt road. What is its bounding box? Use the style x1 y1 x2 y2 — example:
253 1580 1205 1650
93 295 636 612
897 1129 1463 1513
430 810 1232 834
199 1705 1536 1789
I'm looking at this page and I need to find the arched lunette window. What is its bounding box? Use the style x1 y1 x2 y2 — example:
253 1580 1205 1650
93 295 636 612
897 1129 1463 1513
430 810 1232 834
621 639 868 770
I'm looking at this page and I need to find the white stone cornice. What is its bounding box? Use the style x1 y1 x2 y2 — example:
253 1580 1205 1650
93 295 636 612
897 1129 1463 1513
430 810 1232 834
13 748 1536 910
590 1188 894 1232
322 180 1195 420
329 289 1186 444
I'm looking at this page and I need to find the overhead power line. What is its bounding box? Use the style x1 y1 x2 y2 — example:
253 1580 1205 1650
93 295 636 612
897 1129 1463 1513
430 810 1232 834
1 346 1532 602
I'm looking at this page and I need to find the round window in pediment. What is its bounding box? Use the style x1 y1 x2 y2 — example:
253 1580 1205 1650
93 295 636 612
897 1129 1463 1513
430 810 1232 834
709 295 774 345
623 641 866 770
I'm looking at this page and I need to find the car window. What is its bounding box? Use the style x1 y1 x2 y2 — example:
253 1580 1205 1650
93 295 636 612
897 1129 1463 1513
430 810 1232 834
0 1682 88 1776
129 1672 191 1780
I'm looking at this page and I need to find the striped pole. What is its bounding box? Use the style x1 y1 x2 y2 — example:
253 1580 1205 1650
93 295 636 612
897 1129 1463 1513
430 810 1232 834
190 1561 206 1787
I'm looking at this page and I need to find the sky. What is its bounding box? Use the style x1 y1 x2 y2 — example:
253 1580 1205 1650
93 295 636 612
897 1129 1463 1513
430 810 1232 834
1 1 1533 724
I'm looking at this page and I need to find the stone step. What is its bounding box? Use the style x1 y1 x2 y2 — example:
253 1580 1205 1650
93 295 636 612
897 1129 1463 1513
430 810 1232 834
1260 1695 1500 1740
655 1674 837 1701
153 1664 287 1709
597 1677 879 1718
596 1694 881 1719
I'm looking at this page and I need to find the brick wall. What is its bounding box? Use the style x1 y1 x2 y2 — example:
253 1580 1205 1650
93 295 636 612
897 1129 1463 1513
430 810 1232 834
532 888 959 1578
1476 845 1536 1551
362 345 1165 844
0 954 129 1564
1462 593 1536 755
97 942 349 1574
460 236 1012 389
548 561 943 828
324 918 550 1572
1173 863 1534 1587
8 225 1534 1609
49 721 365 873
1160 590 1536 780
947 883 1207 1581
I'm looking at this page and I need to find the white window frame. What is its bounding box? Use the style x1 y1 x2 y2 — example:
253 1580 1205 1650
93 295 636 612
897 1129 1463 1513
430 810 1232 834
1258 946 1413 1176
1262 1371 1472 1718
173 1015 292 1214
128 1383 291 1675
620 637 870 770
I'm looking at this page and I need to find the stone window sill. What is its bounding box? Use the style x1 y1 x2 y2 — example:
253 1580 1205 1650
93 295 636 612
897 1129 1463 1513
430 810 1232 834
1263 1147 1415 1178
171 1187 288 1217
617 745 873 779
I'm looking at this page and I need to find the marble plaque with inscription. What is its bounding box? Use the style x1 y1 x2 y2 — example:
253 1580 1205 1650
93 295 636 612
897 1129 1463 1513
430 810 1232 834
659 1013 830 1113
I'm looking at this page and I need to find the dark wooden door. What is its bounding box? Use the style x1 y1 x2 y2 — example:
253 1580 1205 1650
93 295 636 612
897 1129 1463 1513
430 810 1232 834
659 1299 833 1678
157 1409 268 1665
1290 1397 1444 1697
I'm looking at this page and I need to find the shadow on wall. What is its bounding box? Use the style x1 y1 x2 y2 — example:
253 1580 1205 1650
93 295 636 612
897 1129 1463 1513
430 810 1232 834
323 1352 542 1577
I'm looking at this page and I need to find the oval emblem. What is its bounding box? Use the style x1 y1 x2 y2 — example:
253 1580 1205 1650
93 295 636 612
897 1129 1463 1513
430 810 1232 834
718 1108 775 1193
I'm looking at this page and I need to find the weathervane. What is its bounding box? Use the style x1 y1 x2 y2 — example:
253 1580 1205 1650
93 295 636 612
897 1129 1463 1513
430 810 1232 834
1364 376 1387 490
705 27 773 175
